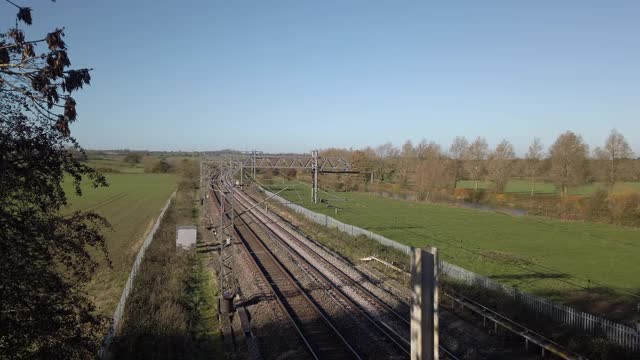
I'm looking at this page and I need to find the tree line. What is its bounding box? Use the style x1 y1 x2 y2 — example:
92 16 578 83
318 130 637 200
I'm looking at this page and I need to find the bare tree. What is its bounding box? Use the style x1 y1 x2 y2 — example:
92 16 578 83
525 138 544 196
593 129 634 190
401 140 414 156
448 136 469 189
486 140 516 193
398 140 415 187
632 159 640 182
374 142 399 182
375 142 397 158
549 131 589 197
464 137 489 191
349 150 369 170
349 150 372 183
413 141 448 200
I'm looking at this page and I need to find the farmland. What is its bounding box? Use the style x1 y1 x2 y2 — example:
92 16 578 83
263 179 640 319
63 168 176 315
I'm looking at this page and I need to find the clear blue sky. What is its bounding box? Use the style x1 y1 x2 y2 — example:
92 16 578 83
3 0 639 155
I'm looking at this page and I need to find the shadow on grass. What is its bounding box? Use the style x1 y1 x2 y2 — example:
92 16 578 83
443 279 640 360
110 333 221 360
489 272 571 281
530 286 640 325
368 225 422 231
196 242 220 254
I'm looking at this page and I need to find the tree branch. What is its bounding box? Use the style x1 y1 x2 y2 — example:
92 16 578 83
4 0 21 8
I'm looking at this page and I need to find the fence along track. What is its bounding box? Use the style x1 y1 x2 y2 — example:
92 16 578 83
443 291 581 359
232 188 413 357
99 190 176 359
262 188 640 353
214 186 361 360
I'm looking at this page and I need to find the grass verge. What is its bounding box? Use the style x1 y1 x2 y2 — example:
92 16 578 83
109 165 223 359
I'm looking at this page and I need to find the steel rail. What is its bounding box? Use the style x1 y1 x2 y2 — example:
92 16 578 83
236 188 411 322
213 183 362 360
215 170 460 359
210 188 319 360
232 188 411 357
232 183 462 360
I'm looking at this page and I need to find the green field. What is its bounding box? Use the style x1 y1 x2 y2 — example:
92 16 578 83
263 179 640 317
64 172 176 315
85 153 197 174
456 179 640 196
86 157 145 173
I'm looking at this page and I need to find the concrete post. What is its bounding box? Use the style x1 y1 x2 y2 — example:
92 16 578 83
311 150 319 204
313 166 318 204
411 247 439 360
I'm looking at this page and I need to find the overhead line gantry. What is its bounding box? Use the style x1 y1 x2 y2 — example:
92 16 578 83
205 150 354 204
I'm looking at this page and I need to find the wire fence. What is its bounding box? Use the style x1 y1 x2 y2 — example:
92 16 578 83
262 188 640 352
99 190 176 359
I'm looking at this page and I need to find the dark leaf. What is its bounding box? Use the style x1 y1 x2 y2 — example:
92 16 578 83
46 50 70 78
46 28 66 51
31 72 49 93
22 43 35 61
8 29 25 46
45 86 59 109
62 69 91 93
0 46 9 65
55 114 70 136
17 7 32 25
64 96 77 122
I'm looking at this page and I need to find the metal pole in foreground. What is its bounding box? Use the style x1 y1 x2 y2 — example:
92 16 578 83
311 150 319 204
411 247 439 360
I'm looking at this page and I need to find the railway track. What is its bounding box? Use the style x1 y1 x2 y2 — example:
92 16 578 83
213 183 361 360
233 188 413 354
212 171 462 359
236 187 463 360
